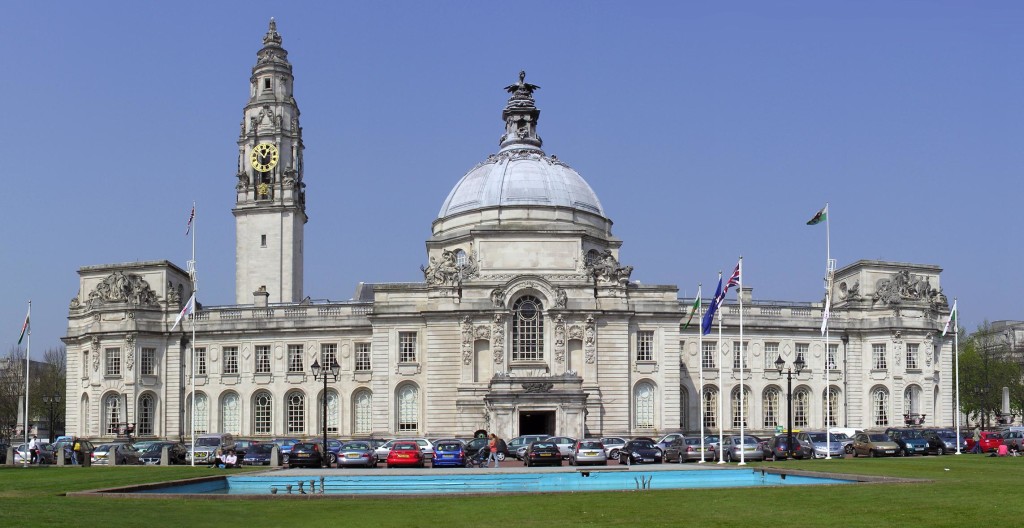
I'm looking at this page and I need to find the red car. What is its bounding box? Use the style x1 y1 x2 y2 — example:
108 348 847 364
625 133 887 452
966 431 1004 453
386 441 425 468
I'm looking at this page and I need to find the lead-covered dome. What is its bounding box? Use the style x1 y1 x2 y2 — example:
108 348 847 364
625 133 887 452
436 71 606 221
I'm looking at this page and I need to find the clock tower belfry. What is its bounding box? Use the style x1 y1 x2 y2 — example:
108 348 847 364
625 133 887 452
233 18 306 305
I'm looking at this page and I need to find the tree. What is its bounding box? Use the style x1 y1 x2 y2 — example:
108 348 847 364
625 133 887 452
0 347 27 442
33 346 66 442
959 322 1024 428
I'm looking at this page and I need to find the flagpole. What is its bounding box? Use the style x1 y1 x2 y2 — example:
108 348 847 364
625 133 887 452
738 257 745 465
697 284 705 463
716 271 724 465
189 202 197 466
24 301 31 449
825 203 832 460
953 298 961 455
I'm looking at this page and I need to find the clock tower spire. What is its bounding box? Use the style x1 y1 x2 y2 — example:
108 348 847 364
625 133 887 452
233 18 306 305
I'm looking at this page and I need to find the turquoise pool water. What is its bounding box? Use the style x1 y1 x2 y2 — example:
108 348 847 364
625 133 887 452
137 469 853 495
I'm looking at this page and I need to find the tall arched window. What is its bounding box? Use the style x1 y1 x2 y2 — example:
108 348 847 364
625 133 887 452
137 393 155 437
286 391 305 435
823 387 840 427
398 384 419 432
731 386 751 428
191 392 209 434
634 382 655 428
81 394 90 437
253 391 273 435
702 386 718 429
904 385 922 416
322 390 339 435
103 393 121 435
353 390 372 435
793 388 809 428
763 387 781 428
512 296 544 361
873 387 890 426
221 392 240 435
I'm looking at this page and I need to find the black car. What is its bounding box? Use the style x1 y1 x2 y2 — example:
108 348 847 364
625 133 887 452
242 443 276 466
232 439 262 459
884 428 930 456
287 442 325 468
763 434 812 460
523 441 562 467
138 442 189 465
618 438 663 465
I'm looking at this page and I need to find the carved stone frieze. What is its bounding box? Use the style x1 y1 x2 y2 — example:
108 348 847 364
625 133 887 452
584 250 633 285
554 287 568 309
584 316 596 364
474 325 490 340
522 382 554 393
461 316 473 365
554 315 566 364
837 280 861 301
87 271 159 308
125 334 136 371
492 314 505 364
567 324 583 340
871 269 946 308
422 248 478 286
482 273 591 282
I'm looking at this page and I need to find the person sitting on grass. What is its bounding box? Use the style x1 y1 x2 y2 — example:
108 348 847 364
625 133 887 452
220 450 237 469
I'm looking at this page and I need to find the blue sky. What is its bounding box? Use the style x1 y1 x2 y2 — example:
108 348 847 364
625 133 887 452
4 1 1021 356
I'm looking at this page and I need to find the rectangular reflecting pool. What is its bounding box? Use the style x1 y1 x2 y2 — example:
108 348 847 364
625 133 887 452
134 469 854 496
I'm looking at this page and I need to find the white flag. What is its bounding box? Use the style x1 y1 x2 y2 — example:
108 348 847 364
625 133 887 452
820 293 831 336
941 299 957 337
171 293 196 331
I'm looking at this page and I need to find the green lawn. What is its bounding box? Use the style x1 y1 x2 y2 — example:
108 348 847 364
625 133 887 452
1 456 1021 527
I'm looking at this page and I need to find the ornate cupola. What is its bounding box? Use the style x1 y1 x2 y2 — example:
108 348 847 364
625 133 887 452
232 18 306 305
499 71 543 150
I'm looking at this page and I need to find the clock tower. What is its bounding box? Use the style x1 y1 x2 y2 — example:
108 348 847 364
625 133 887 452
233 18 306 305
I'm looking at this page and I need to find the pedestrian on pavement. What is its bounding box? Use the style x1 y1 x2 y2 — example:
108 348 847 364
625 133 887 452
28 435 39 464
487 433 500 468
971 426 982 454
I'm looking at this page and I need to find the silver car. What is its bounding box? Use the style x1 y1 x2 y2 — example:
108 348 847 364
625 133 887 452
336 440 378 468
722 435 765 463
544 436 577 459
797 431 846 459
599 437 627 459
570 439 608 466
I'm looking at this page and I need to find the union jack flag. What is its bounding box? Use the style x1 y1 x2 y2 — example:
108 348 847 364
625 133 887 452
723 263 741 295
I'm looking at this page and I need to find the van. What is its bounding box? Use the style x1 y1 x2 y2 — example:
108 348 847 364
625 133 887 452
185 433 235 464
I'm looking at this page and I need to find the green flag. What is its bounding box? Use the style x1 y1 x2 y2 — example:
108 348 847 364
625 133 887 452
806 205 827 225
17 307 29 345
681 293 701 330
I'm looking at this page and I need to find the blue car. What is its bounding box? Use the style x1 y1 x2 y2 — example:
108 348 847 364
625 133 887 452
242 443 275 466
432 439 468 468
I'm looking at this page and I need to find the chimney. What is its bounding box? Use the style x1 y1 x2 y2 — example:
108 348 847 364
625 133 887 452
740 287 752 304
254 286 269 307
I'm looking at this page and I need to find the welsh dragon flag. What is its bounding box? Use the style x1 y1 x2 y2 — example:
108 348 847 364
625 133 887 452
17 306 29 345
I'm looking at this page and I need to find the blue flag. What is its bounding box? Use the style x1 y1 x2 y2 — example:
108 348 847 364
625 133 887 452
701 277 724 335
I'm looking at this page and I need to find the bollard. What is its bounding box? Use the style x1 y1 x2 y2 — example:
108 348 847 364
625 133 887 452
110 449 118 466
5 446 14 466
161 445 170 466
57 451 66 466
81 449 91 467
271 445 280 467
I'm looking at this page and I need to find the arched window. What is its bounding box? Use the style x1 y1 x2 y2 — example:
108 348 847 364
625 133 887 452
192 392 209 434
253 391 273 435
221 392 240 435
398 384 419 432
634 382 655 428
103 393 121 435
904 385 922 416
823 387 840 427
512 296 544 361
702 386 718 429
81 394 90 437
353 390 372 435
321 390 339 435
286 391 305 435
454 249 468 267
873 387 890 426
763 387 781 428
793 388 809 428
137 393 155 437
731 386 751 428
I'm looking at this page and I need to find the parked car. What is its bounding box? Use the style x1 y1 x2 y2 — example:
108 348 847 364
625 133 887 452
664 436 713 463
763 434 812 461
186 433 236 465
884 428 930 456
796 431 846 459
287 442 325 468
334 440 378 468
508 435 549 460
51 438 95 465
599 437 628 460
375 438 434 464
851 432 900 458
241 443 276 466
138 442 188 465
654 432 687 453
544 436 577 459
92 443 141 465
232 438 263 459
618 438 663 465
465 436 508 461
432 439 469 468
921 428 964 455
524 441 563 467
1000 429 1024 452
722 435 765 463
386 441 425 468
14 442 56 464
966 431 1004 453
570 440 608 466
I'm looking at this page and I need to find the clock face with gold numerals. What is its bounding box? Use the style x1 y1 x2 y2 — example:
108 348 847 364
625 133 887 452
250 143 280 172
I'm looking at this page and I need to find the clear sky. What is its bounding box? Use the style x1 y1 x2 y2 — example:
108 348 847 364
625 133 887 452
4 1 1021 357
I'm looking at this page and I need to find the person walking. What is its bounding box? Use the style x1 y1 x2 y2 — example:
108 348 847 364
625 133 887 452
487 433 500 468
70 439 80 465
28 435 39 464
971 426 982 454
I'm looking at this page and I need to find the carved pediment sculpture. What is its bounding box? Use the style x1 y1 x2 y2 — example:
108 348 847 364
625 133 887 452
872 269 943 307
837 280 861 301
422 249 479 287
584 249 633 285
87 271 158 308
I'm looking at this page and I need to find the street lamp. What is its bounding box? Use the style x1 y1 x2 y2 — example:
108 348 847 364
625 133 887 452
775 354 805 459
310 357 340 468
42 393 61 443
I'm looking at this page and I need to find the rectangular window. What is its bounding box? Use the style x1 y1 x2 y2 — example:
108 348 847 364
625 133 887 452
636 331 654 362
827 344 839 370
732 341 748 369
288 344 304 373
223 346 238 375
701 342 716 369
399 332 417 363
906 344 919 369
355 343 371 372
263 77 271 90
320 343 337 369
105 347 121 376
873 344 887 370
764 342 779 370
255 345 271 374
195 347 207 376
795 343 809 365
260 234 267 247
82 351 89 378
140 348 155 376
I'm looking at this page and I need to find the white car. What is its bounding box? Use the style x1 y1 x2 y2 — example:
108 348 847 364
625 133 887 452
374 438 434 464
544 436 577 459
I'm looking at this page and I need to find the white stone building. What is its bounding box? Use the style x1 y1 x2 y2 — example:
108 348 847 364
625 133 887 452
63 21 956 442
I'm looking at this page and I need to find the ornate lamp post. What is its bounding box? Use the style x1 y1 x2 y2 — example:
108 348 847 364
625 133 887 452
310 357 340 468
775 354 805 459
42 393 61 443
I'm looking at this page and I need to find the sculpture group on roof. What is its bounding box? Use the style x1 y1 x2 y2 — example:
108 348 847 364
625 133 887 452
586 249 633 285
421 249 478 286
